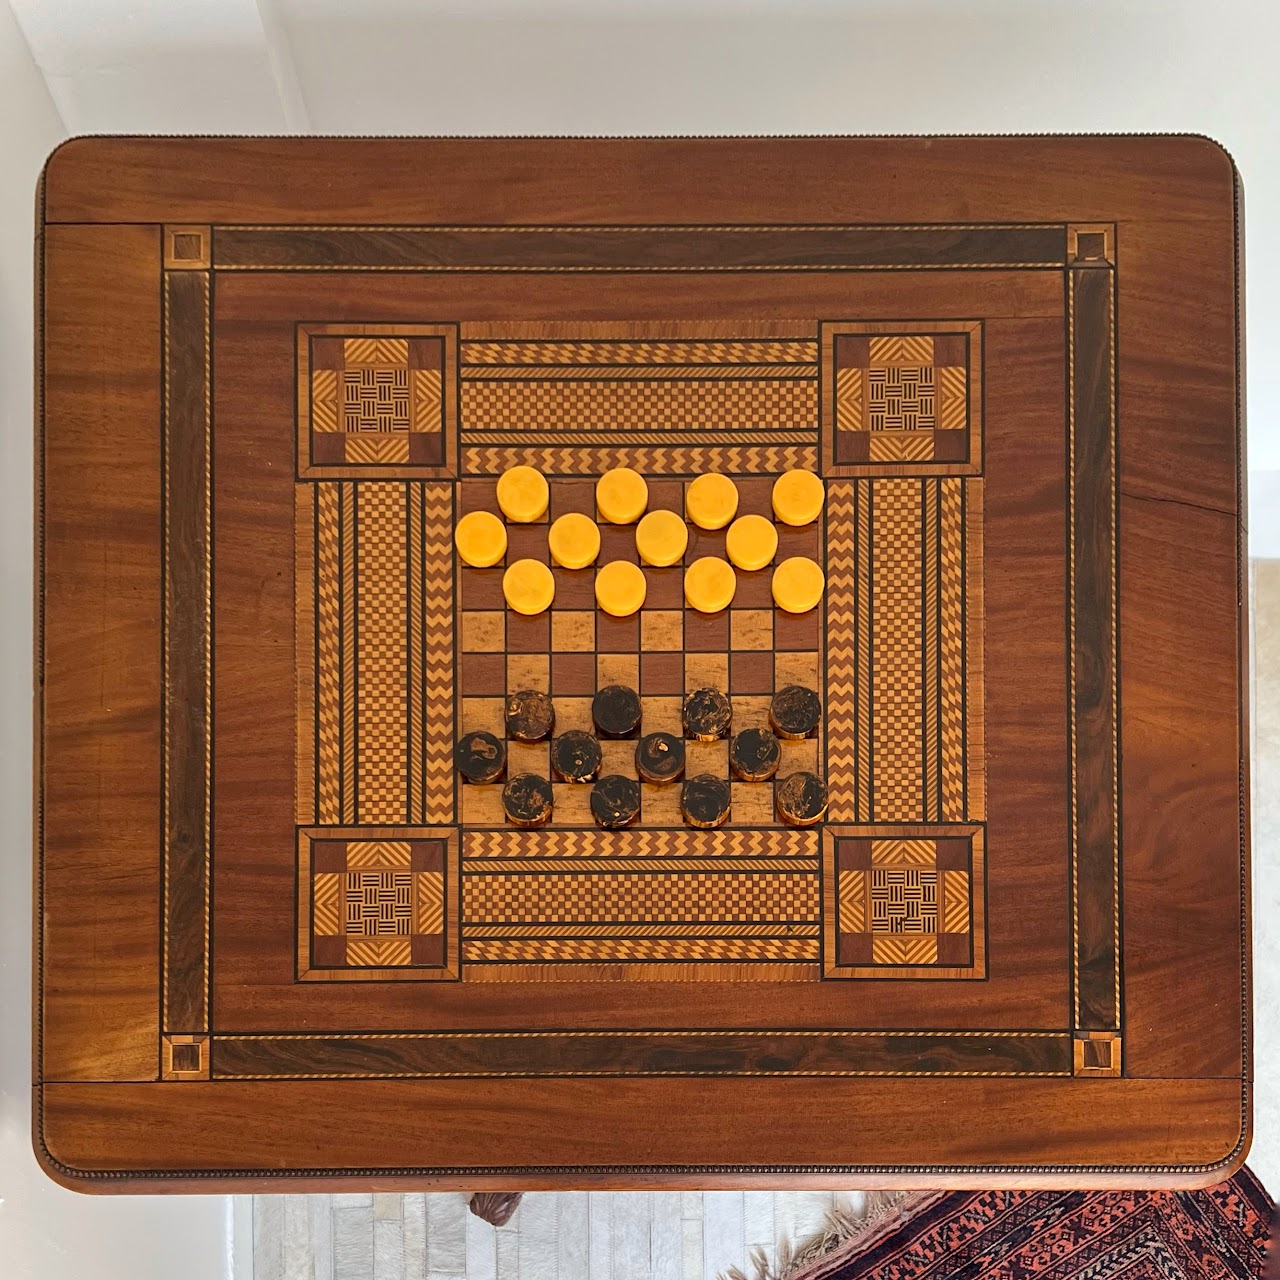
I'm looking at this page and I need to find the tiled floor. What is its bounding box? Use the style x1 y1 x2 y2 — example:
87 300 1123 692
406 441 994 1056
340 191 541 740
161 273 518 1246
249 1190 861 1280
248 562 1280 1280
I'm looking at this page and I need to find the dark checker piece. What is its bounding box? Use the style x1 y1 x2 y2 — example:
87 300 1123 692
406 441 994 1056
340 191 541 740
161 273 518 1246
550 729 604 783
729 727 781 782
502 773 554 828
592 684 643 739
682 687 732 742
635 731 685 783
681 773 732 829
590 774 642 829
769 684 822 741
775 771 828 827
454 730 507 784
505 688 555 743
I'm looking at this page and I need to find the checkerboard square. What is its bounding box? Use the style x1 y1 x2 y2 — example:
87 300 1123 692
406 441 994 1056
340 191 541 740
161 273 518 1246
644 567 685 609
462 783 505 825
642 610 683 651
641 652 684 695
685 652 728 692
553 696 594 733
462 568 505 609
731 610 773 650
509 741 551 782
687 526 727 564
458 480 498 517
775 651 820 689
732 694 773 730
552 611 595 652
641 695 683 733
461 696 504 737
552 782 595 826
779 738 820 774
598 525 639 564
507 653 549 692
733 569 774 608
734 476 774 513
731 781 776 826
776 523 821 560
551 479 596 518
597 653 640 689
552 652 595 695
731 651 773 695
599 739 636 776
552 568 596 608
686 739 728 777
462 610 505 653
642 781 683 825
646 478 684 511
507 611 549 653
597 612 639 652
506 523 550 562
775 608 819 651
684 609 729 651
462 652 504 696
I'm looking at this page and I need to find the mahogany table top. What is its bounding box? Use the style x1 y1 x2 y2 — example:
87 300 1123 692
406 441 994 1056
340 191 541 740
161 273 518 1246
34 135 1249 1191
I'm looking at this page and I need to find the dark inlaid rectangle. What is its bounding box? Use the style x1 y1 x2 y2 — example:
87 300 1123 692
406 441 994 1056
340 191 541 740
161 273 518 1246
214 226 1068 272
1070 264 1120 1032
163 269 211 1034
211 1030 1073 1078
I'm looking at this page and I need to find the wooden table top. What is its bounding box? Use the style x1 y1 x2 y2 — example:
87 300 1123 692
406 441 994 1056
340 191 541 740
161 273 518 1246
35 135 1249 1192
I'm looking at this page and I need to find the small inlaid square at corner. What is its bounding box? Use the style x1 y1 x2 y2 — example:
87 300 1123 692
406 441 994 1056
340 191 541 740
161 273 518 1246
1073 1032 1122 1077
164 225 211 270
162 1033 210 1080
1067 223 1115 266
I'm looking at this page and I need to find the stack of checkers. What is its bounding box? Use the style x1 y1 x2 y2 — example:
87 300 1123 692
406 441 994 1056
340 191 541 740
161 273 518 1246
455 470 827 830
455 681 825 830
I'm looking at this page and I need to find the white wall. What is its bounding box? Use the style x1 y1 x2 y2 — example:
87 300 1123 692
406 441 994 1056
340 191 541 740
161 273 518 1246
0 4 234 1279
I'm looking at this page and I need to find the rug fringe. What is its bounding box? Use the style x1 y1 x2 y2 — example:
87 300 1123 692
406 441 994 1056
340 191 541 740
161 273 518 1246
719 1191 937 1280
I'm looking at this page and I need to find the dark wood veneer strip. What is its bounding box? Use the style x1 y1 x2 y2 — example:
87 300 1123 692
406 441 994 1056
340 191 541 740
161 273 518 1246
164 270 210 1032
211 1031 1072 1078
213 226 1067 271
1071 264 1119 1031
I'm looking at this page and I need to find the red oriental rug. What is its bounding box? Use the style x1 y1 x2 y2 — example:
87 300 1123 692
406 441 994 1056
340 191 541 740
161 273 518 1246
788 1170 1275 1280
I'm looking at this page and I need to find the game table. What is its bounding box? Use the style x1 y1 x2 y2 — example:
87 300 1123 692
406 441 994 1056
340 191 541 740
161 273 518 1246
34 135 1249 1189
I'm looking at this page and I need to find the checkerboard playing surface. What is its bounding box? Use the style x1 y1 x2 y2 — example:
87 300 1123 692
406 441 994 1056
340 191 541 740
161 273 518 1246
456 474 823 829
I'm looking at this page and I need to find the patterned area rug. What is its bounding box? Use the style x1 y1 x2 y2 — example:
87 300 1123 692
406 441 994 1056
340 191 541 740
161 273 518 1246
785 1171 1275 1280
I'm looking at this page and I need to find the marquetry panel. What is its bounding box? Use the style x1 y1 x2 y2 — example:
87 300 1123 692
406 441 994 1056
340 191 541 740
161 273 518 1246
824 826 986 979
824 477 984 825
300 482 455 827
298 828 459 981
297 323 459 479
820 321 982 476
